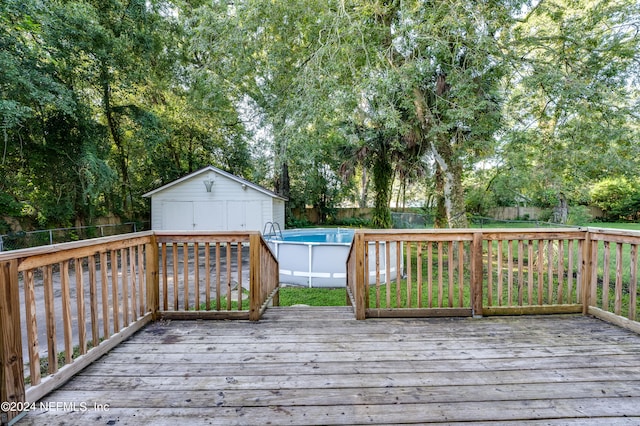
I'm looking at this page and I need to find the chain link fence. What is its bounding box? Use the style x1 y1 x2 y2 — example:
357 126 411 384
391 212 576 229
0 222 145 252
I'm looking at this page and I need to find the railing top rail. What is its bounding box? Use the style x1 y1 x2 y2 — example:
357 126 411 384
586 227 640 239
354 227 583 234
0 231 155 263
153 230 261 237
354 227 589 241
480 229 587 240
257 233 278 260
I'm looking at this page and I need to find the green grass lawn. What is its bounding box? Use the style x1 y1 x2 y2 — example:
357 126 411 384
279 286 347 306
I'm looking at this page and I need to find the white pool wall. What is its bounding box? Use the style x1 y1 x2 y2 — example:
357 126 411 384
267 228 401 288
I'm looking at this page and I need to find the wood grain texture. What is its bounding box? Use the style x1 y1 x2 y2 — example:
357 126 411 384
19 308 640 425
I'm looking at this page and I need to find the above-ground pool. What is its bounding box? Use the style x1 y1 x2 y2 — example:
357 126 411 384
266 228 400 288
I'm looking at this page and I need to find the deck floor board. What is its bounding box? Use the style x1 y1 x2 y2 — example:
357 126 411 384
19 308 640 425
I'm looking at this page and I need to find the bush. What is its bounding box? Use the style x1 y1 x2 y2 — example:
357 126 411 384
590 177 640 221
566 205 593 226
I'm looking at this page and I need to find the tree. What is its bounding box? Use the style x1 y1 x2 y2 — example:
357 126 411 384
500 0 640 208
0 0 115 227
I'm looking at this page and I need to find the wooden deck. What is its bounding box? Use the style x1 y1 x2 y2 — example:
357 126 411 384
18 307 640 425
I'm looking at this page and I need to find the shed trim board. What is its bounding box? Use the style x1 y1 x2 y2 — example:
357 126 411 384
143 166 286 232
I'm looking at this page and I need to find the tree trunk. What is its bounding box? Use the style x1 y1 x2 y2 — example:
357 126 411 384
431 136 468 228
359 168 368 208
101 63 130 215
434 165 447 228
371 151 393 229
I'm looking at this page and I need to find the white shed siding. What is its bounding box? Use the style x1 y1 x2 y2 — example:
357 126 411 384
145 167 286 232
272 199 285 230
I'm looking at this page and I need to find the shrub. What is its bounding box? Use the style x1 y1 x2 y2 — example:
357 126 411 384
590 177 640 221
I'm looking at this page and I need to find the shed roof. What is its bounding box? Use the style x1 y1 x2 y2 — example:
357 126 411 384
142 165 287 201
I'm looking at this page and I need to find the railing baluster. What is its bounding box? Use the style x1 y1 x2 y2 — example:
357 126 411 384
89 255 99 347
590 240 599 309
517 240 524 306
161 243 168 311
183 242 189 311
416 242 422 308
507 240 513 306
194 242 200 311
43 264 57 373
100 252 109 338
375 241 381 309
614 243 623 316
385 242 391 309
61 261 73 365
138 244 145 317
567 240 574 303
122 248 129 327
172 243 179 311
602 241 611 311
527 240 534 305
438 241 444 308
448 241 454 308
427 242 433 308
487 241 493 306
537 240 544 305
557 240 564 304
24 268 40 385
205 242 211 310
547 240 554 305
216 242 221 311
226 243 232 311
497 240 503 307
630 244 638 321
75 258 87 355
405 242 411 308
237 242 243 310
395 241 401 309
111 250 120 333
458 241 464 308
130 247 137 320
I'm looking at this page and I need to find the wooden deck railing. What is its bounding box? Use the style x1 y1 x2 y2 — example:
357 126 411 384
347 228 640 329
584 228 640 332
2 226 639 423
0 231 278 424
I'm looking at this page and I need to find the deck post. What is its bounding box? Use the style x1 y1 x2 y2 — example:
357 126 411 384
581 230 592 315
0 259 25 425
471 232 483 318
249 233 261 321
145 235 160 321
354 232 366 320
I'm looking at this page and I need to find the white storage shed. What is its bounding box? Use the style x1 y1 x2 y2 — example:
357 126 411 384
143 165 286 232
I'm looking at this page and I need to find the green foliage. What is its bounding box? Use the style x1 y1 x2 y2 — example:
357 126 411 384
590 177 640 221
566 205 593 226
329 217 372 228
285 217 314 229
1 0 638 231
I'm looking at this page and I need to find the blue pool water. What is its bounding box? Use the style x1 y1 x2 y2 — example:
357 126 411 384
275 228 354 244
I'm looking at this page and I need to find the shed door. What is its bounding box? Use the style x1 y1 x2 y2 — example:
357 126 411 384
162 201 194 230
227 201 263 231
193 201 225 231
